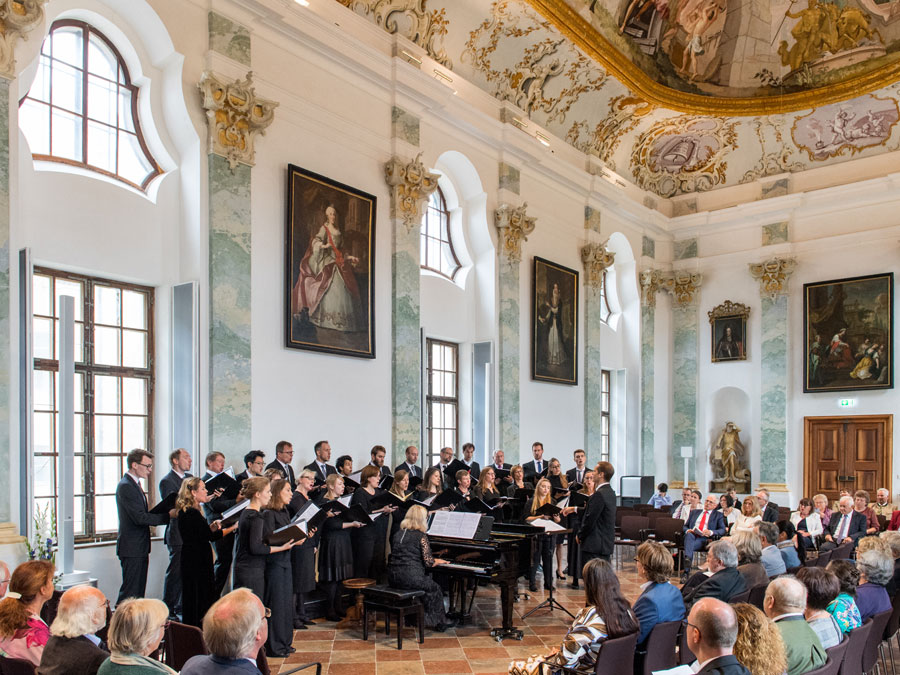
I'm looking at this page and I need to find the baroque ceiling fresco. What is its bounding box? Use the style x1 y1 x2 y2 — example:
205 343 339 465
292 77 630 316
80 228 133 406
336 0 900 201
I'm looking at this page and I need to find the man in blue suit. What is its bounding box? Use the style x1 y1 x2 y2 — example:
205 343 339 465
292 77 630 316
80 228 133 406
682 493 726 580
633 541 685 647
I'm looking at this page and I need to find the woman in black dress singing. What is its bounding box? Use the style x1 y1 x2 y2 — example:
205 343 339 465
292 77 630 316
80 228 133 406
317 474 363 621
351 465 398 580
289 469 319 629
473 466 505 522
416 466 444 501
524 477 563 592
176 477 238 627
547 458 569 581
263 479 299 658
389 469 413 541
388 505 456 632
567 470 595 590
233 477 298 600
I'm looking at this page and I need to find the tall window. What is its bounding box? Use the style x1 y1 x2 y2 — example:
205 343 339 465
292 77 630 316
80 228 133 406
420 187 461 280
33 268 154 541
425 339 458 468
599 271 612 324
19 20 161 191
600 369 611 462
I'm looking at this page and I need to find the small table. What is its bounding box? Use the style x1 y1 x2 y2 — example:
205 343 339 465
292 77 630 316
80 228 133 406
338 577 375 629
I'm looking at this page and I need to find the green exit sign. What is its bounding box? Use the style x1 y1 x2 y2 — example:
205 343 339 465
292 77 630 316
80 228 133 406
839 399 856 408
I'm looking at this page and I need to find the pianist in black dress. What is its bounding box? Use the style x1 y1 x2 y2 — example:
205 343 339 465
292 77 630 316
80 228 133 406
263 479 297 657
289 469 318 629
351 465 398 580
318 474 364 621
233 477 298 601
387 505 456 632
389 469 413 540
547 459 569 582
567 471 595 589
474 467 504 522
176 477 238 627
524 478 562 592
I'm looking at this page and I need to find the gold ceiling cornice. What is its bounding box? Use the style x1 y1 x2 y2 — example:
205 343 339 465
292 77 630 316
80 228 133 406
525 0 900 116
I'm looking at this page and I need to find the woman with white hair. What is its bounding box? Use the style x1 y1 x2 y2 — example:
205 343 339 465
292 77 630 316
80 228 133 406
39 585 109 675
96 598 175 674
855 546 893 621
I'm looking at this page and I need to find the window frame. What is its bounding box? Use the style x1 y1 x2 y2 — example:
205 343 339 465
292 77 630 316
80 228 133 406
425 338 459 468
600 369 611 463
420 186 462 281
32 266 155 542
19 19 162 192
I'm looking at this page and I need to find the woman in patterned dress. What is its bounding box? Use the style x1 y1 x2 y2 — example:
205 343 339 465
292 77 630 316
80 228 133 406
0 560 55 666
826 559 863 634
508 559 639 675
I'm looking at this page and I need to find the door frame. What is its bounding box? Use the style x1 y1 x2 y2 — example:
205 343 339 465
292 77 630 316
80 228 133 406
803 414 893 500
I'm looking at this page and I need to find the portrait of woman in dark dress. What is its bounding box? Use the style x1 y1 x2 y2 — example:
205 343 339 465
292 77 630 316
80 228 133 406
387 505 455 632
176 477 237 627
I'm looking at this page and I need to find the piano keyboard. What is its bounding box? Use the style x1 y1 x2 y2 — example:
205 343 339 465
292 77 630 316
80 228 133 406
441 562 489 572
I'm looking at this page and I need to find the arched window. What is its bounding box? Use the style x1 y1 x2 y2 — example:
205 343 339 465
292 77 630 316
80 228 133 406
599 270 612 324
19 20 161 191
420 187 461 280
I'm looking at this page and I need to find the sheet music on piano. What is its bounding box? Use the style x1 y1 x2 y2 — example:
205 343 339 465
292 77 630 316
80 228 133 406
427 510 483 539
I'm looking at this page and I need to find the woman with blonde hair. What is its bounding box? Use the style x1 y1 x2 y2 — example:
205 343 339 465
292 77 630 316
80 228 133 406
547 458 569 581
733 496 762 533
176 477 237 627
317 474 363 621
524 478 561 592
733 529 768 589
0 560 55 665
731 603 788 675
387 505 454 631
96 598 174 674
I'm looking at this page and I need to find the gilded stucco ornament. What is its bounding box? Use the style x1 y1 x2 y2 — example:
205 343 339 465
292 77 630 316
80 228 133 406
198 71 278 170
639 268 661 307
384 153 439 233
707 300 750 324
581 241 615 290
0 0 48 80
494 203 536 264
660 271 703 307
749 257 797 300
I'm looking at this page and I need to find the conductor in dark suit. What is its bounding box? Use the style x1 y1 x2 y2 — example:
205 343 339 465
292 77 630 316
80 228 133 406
369 445 392 478
394 445 422 479
304 440 337 485
235 450 265 483
684 598 751 675
266 440 296 489
202 450 237 596
115 449 172 605
522 441 546 482
160 448 192 618
460 443 481 481
577 461 616 563
565 448 589 485
756 488 780 523
820 495 867 550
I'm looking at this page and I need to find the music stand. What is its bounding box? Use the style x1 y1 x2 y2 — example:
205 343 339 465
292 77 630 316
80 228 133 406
522 527 575 619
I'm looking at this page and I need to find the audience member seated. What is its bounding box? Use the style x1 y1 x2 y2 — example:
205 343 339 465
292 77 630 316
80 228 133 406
825 560 862 634
97 598 175 675
0 560 55 666
813 495 832 531
682 494 726 579
387 505 455 632
632 541 685 647
39 585 109 675
869 488 894 519
732 531 769 589
821 496 866 551
776 521 802 568
731 603 787 675
879 530 900 595
0 560 8 598
763 576 826 675
719 496 737 533
181 588 267 675
854 490 879 536
757 522 786 577
733 497 762 534
791 499 823 550
855 548 892 621
507 559 638 675
795 567 843 649
683 598 750 675
683 540 747 607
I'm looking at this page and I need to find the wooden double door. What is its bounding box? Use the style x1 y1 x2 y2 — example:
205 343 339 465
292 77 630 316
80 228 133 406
804 415 893 502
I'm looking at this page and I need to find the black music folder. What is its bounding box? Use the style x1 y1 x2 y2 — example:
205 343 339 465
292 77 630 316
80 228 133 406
205 471 240 501
408 475 423 491
513 488 535 500
368 490 409 511
492 468 511 481
265 523 307 547
379 475 394 492
431 489 465 510
220 500 249 527
467 497 507 515
149 492 176 515
443 459 470 479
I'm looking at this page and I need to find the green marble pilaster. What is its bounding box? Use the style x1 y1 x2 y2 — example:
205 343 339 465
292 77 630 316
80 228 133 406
208 156 251 459
584 286 604 458
640 303 655 477
392 219 421 461
498 262 520 464
672 306 698 484
0 82 9 523
208 12 251 66
760 295 788 484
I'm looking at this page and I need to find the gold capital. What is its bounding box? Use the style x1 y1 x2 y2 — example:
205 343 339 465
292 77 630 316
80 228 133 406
384 153 439 233
494 203 536 264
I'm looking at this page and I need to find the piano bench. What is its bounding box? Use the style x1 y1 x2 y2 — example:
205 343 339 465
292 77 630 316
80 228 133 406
361 586 425 650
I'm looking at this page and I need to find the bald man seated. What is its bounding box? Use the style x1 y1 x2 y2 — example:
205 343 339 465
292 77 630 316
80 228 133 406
684 598 751 675
764 576 826 675
39 585 109 675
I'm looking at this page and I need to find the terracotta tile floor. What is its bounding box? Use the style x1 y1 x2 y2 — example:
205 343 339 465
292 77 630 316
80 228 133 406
270 558 649 674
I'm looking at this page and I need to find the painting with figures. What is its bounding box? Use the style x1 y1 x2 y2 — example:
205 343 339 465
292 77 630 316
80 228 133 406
285 164 376 358
532 257 578 385
804 273 893 392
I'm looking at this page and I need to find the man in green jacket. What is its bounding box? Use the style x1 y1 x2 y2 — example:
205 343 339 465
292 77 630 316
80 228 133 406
764 576 827 675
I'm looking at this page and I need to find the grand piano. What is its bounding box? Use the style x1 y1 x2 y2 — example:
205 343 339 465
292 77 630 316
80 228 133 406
429 521 540 641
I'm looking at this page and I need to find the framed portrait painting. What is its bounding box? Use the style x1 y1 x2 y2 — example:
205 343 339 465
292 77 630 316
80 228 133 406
804 272 893 393
708 301 749 363
532 257 578 385
285 164 376 359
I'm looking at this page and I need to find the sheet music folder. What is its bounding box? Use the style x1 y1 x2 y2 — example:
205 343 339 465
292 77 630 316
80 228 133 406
427 510 494 541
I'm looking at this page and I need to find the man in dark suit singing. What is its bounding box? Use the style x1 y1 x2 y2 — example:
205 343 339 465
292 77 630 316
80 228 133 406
203 450 237 596
369 445 392 478
160 448 192 619
115 449 172 606
522 441 546 482
394 445 422 479
684 598 751 675
820 495 867 551
577 461 617 563
432 446 454 490
460 443 481 481
565 448 589 485
682 493 727 579
304 440 337 485
235 450 265 483
266 440 296 489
